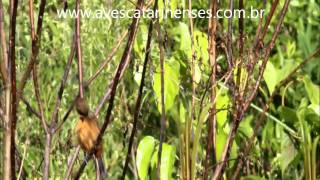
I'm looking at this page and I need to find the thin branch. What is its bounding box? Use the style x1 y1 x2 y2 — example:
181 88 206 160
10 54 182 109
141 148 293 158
43 133 52 180
0 1 11 179
75 0 84 98
121 0 157 178
204 0 218 179
232 47 320 179
252 0 278 68
0 0 8 84
29 0 48 133
73 0 145 178
238 0 244 59
259 0 280 44
17 0 46 103
21 95 41 119
29 0 35 40
236 0 244 98
212 0 291 179
64 146 81 180
8 0 19 177
32 64 48 133
58 1 154 129
155 11 166 180
188 0 197 178
51 35 76 126
56 30 128 133
85 30 128 86
243 0 291 112
17 139 29 180
226 0 234 69
0 106 3 119
188 0 196 121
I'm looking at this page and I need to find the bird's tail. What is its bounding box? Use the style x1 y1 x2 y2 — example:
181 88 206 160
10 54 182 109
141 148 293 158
95 157 107 180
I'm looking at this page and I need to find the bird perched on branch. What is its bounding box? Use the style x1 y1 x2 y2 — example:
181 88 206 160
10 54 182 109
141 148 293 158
75 97 107 179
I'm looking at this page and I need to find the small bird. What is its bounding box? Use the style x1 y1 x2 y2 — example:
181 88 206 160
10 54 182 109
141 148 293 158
75 97 106 179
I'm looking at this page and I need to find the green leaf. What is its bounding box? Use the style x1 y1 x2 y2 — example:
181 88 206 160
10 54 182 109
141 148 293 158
194 62 201 84
216 87 230 127
303 75 320 105
215 129 238 163
153 59 180 113
150 143 176 180
278 133 297 174
238 115 254 138
136 136 156 180
194 30 209 66
241 175 265 180
264 62 278 94
169 22 191 57
134 25 148 60
278 106 299 124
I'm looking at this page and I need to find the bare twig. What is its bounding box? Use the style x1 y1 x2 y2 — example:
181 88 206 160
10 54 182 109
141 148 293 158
8 0 19 178
73 0 145 178
0 0 8 84
17 0 46 103
204 0 218 179
212 1 291 179
0 0 11 178
59 1 155 128
121 0 157 178
232 47 320 179
259 0 280 44
243 0 291 112
188 0 196 122
32 61 48 133
76 0 84 98
252 0 278 68
154 10 166 180
51 0 77 126
51 35 76 127
43 133 52 180
64 146 81 180
17 139 29 180
29 0 35 40
56 30 127 133
187 0 197 178
226 0 234 69
21 95 41 119
86 30 128 86
29 0 48 132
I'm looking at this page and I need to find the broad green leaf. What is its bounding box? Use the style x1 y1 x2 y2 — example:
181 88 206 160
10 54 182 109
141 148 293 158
169 22 191 57
216 87 230 127
278 132 297 174
303 75 320 105
134 25 148 60
309 104 320 115
215 129 238 163
179 102 186 124
264 62 278 94
134 64 143 85
136 136 156 180
238 115 254 138
278 106 299 124
150 143 176 180
194 62 201 84
194 30 209 66
170 0 179 11
153 60 180 113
